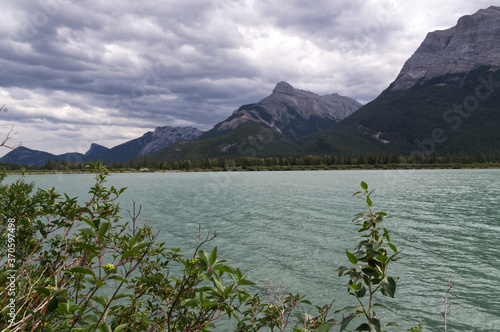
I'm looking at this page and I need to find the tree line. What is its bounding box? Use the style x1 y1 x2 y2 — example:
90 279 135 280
2 152 500 172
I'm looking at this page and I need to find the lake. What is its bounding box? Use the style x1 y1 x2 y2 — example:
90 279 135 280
5 169 500 331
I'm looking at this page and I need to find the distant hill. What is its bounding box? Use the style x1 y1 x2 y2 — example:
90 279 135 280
0 126 203 166
0 146 57 166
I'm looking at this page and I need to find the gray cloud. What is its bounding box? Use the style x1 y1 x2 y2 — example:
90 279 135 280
0 0 495 156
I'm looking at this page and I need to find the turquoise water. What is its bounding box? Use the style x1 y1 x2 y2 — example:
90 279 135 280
6 169 500 331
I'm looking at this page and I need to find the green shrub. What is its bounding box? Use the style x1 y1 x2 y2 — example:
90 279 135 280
0 162 258 331
335 181 400 332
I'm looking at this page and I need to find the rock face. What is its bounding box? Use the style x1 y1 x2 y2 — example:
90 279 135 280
216 81 362 141
138 126 204 156
390 6 500 90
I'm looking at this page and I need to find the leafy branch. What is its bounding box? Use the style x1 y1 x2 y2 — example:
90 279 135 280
335 181 399 332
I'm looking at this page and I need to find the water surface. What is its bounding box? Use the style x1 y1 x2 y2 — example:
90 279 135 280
6 169 500 331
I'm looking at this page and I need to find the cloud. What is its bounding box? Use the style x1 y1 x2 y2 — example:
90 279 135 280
0 0 495 156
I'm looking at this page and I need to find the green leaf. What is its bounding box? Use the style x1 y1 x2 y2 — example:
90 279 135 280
94 279 106 288
349 282 362 291
198 250 210 265
73 242 98 254
131 241 153 251
235 268 243 280
354 323 371 331
113 324 128 332
375 254 388 263
356 286 366 298
99 322 112 332
53 288 67 297
181 298 200 307
83 314 99 323
294 311 307 323
213 279 225 294
210 246 218 265
120 250 134 260
108 275 129 284
238 278 256 286
340 313 356 331
361 266 380 277
387 242 398 254
369 318 381 332
81 217 97 231
335 266 349 277
346 249 358 265
121 241 154 259
128 230 142 248
98 222 110 238
114 292 133 300
335 305 361 314
360 181 368 190
381 276 397 298
92 295 108 309
316 323 334 332
47 296 59 313
79 228 96 237
68 267 95 276
35 287 51 297
213 265 234 274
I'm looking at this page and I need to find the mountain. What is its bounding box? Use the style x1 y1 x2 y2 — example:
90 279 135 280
150 82 362 160
0 146 56 166
391 6 500 91
211 81 361 142
96 126 204 162
85 143 110 159
0 127 203 166
304 6 500 157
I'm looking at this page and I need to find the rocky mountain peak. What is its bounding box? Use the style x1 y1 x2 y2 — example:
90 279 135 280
215 82 362 140
84 143 109 158
138 126 204 156
273 81 295 95
390 6 500 90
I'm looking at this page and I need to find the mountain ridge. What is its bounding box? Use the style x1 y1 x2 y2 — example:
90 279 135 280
300 6 500 157
0 126 204 166
390 6 500 90
213 81 362 141
149 82 362 160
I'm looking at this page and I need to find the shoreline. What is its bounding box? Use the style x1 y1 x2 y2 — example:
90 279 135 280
4 162 500 175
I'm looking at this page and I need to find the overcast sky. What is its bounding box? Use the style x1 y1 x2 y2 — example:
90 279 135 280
0 0 495 156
